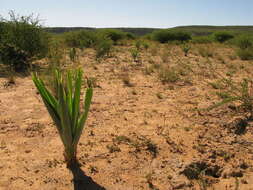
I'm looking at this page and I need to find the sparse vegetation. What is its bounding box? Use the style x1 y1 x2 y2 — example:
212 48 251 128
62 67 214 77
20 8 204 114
208 77 253 118
1 11 253 190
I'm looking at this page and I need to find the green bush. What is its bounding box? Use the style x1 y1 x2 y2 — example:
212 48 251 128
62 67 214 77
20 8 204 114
237 48 253 60
152 30 191 43
97 29 127 44
64 30 96 49
213 31 234 43
130 48 139 62
142 41 150 49
126 32 136 40
236 35 253 49
0 11 49 71
0 43 28 71
95 37 113 58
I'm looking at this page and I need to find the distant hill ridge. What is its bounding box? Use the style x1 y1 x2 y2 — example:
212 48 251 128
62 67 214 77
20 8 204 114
45 25 253 36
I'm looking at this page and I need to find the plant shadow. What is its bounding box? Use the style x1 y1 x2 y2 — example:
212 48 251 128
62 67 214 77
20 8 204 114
69 163 106 190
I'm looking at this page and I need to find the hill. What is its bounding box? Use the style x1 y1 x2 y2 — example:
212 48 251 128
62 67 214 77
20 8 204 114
45 27 158 36
45 25 253 36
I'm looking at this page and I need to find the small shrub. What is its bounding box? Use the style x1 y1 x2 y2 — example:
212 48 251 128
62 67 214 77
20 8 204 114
237 48 253 60
142 41 150 50
130 48 139 62
181 43 191 56
95 38 113 58
135 40 142 50
233 35 253 60
126 32 136 40
98 29 127 44
236 35 253 50
208 78 253 118
159 67 180 83
69 48 77 62
213 31 234 43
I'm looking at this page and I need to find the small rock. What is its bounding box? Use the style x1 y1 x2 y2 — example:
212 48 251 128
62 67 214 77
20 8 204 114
241 179 248 184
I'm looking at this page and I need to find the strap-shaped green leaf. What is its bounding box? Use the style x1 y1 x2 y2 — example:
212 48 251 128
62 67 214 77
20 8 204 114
72 69 82 134
58 82 73 145
73 87 93 146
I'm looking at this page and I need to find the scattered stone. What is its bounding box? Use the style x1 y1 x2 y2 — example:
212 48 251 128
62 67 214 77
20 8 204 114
222 168 244 178
25 150 31 153
181 161 222 180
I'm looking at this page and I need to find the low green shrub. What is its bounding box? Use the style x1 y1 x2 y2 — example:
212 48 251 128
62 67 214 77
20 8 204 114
95 37 113 58
130 48 139 62
213 31 234 43
181 43 191 56
236 35 253 50
126 32 136 40
69 48 77 62
237 48 253 60
152 30 191 43
64 30 96 49
135 40 142 50
97 29 128 44
142 41 150 50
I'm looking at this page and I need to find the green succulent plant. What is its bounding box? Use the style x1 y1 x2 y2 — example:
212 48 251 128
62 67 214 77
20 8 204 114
32 69 93 167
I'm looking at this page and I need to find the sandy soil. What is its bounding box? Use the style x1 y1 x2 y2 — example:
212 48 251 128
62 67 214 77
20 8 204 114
1 44 253 190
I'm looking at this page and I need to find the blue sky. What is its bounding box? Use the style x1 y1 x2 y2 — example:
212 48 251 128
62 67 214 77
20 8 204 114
1 0 252 28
